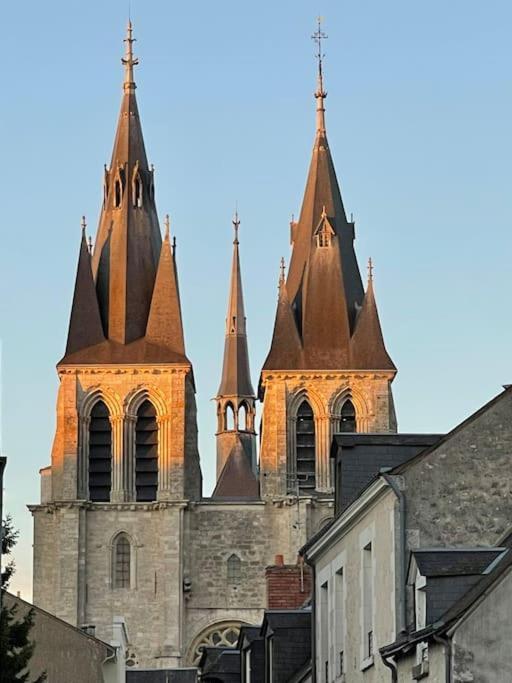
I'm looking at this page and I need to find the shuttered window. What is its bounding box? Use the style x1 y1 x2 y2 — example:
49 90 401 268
296 401 316 494
135 400 158 502
89 401 112 502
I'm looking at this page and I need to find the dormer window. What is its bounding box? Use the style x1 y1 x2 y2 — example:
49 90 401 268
314 206 335 248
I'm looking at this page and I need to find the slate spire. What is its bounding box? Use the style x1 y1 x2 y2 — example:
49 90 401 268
91 21 162 345
217 213 255 398
261 259 303 372
65 218 105 356
146 215 186 356
351 259 396 370
286 21 364 329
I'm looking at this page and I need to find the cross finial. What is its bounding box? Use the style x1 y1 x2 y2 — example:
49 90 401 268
279 257 286 286
164 214 170 239
122 20 139 91
368 257 374 282
312 16 328 132
88 235 93 255
232 210 240 244
81 215 87 234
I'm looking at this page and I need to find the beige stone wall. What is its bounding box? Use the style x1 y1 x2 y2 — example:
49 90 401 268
259 370 396 497
312 486 397 682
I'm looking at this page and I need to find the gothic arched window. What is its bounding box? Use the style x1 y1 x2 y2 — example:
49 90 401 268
88 401 112 502
340 400 356 433
113 533 131 589
225 403 235 431
135 400 158 502
296 400 316 494
239 403 248 431
133 175 143 207
227 554 241 584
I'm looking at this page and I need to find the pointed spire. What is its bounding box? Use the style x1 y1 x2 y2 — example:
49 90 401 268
312 17 327 134
64 218 105 357
145 216 186 357
262 260 303 372
284 18 364 354
351 259 396 371
91 22 163 346
217 213 255 397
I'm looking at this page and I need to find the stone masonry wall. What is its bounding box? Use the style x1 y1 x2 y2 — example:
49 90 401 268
404 388 512 549
259 371 397 497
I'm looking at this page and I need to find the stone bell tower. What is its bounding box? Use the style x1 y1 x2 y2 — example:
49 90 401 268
259 21 397 499
214 214 257 479
30 23 201 666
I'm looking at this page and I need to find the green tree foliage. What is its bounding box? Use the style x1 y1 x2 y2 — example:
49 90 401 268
0 515 46 682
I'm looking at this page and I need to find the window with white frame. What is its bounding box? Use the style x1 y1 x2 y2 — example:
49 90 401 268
335 568 345 676
362 542 373 660
415 571 427 630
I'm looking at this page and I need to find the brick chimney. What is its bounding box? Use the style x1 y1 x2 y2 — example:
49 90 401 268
265 555 312 609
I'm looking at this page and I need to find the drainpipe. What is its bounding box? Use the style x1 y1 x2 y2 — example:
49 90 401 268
381 652 398 683
381 471 407 636
433 633 452 683
309 560 317 683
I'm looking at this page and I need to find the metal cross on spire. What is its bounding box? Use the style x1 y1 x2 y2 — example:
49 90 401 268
368 257 374 282
279 257 286 286
122 20 139 91
312 17 328 132
233 210 240 244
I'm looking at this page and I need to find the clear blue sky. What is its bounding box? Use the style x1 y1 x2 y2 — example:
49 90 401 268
2 1 511 598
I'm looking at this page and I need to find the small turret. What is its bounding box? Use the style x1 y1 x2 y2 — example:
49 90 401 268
214 213 257 485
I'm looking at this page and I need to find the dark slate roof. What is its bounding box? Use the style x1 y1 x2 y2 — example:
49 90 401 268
332 433 442 513
381 545 512 660
261 609 311 635
261 279 303 375
126 669 197 683
199 647 240 682
237 625 262 648
260 610 311 683
413 548 504 577
212 440 259 499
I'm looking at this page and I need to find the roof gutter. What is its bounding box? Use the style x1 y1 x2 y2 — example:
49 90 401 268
381 471 407 636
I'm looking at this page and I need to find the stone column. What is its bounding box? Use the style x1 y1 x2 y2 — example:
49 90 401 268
157 415 172 501
287 416 297 494
124 414 137 501
78 416 90 499
110 415 125 503
315 416 331 493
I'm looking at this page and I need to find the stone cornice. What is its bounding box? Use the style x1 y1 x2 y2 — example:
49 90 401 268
57 364 191 377
260 370 396 384
28 500 189 513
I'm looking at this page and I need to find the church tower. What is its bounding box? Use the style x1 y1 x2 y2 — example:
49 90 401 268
214 214 257 479
259 21 397 498
31 23 201 664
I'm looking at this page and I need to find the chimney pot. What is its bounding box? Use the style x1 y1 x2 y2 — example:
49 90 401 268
275 554 284 566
